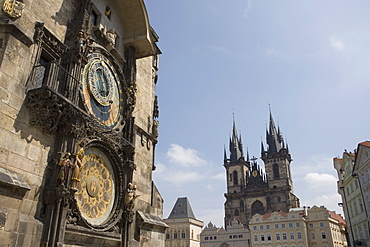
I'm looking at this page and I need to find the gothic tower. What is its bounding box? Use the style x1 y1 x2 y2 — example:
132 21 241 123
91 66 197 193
224 110 300 229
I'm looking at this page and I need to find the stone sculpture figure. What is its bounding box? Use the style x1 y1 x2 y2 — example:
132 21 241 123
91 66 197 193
106 28 117 47
125 183 140 210
58 152 71 186
70 148 84 191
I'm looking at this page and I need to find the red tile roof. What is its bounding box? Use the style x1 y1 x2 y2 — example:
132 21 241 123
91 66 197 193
327 210 346 226
262 211 288 219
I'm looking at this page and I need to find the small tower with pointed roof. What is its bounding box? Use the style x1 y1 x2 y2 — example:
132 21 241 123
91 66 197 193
164 197 204 247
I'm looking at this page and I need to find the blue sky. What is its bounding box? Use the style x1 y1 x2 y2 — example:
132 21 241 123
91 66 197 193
144 0 370 227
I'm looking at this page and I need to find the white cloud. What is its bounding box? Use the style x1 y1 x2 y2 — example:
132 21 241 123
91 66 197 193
166 144 207 167
329 35 344 51
212 173 226 180
243 0 252 18
303 172 337 190
154 162 166 173
162 171 204 184
293 154 334 177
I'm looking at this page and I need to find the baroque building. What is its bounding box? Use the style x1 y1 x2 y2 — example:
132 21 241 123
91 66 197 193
249 206 347 247
200 219 250 247
164 197 204 247
223 111 300 228
334 149 369 247
0 0 166 246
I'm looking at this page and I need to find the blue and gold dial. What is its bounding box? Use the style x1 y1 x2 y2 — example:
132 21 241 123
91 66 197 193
81 53 122 128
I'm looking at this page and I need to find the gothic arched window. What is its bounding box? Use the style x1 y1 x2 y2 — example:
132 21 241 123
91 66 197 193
273 163 280 179
233 170 238 185
235 209 239 216
251 200 264 216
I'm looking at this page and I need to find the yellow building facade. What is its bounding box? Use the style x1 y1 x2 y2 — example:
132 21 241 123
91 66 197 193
249 206 347 247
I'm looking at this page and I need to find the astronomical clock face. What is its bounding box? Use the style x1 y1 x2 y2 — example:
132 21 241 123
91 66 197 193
80 53 123 128
75 148 115 226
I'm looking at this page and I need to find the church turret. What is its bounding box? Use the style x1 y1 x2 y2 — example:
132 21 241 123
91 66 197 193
261 107 299 210
229 118 244 162
266 110 283 154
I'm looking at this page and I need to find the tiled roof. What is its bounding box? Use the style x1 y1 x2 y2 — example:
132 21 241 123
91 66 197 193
262 211 287 219
327 210 346 226
359 141 370 148
168 197 196 219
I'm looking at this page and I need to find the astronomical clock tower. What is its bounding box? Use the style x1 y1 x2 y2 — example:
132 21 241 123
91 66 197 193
0 0 166 246
224 112 300 228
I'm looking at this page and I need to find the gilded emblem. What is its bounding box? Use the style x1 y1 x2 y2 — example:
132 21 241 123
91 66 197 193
2 0 25 18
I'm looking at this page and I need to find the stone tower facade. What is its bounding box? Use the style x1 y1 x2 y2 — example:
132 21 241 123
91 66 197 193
0 0 166 246
224 111 300 229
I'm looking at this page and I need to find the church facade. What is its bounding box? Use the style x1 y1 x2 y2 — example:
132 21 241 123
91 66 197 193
0 0 166 246
223 112 300 228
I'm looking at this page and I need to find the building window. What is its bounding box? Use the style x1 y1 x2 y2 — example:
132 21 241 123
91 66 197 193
181 232 185 239
321 232 326 239
291 214 295 218
288 223 293 228
267 233 271 241
266 224 270 229
311 232 315 239
214 236 217 240
320 222 324 228
290 232 294 239
273 163 280 179
174 233 177 239
229 235 232 239
276 233 280 240
210 236 213 240
254 235 258 242
296 222 300 227
260 225 264 230
359 198 364 211
253 226 257 230
261 234 265 241
282 233 287 240
282 223 286 228
309 223 314 228
297 232 302 239
233 235 237 238
205 237 209 240
233 171 238 185
314 214 318 218
166 234 170 239
275 224 279 229
238 235 243 238
235 209 240 216
354 201 358 214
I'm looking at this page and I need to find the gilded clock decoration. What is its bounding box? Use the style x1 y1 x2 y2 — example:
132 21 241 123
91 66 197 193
75 148 115 225
252 170 258 177
80 53 123 128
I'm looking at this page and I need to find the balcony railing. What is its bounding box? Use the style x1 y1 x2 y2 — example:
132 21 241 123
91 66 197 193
28 61 80 105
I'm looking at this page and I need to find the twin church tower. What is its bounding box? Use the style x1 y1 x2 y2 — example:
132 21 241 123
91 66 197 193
223 110 300 228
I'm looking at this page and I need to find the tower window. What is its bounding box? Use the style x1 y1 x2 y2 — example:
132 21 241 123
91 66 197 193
235 209 239 216
273 163 280 179
233 171 238 185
